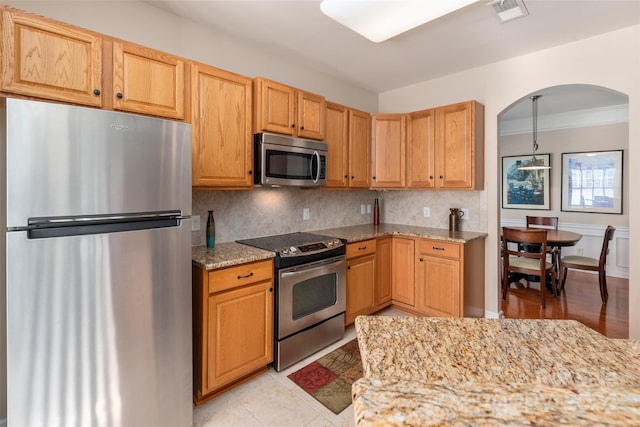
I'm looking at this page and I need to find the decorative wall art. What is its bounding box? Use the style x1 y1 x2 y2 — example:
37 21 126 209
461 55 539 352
561 150 623 214
502 154 550 210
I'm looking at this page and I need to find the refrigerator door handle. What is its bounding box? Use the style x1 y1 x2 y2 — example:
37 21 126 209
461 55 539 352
16 210 185 239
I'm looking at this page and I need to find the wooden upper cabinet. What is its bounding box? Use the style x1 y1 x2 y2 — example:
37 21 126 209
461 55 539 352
434 100 484 189
407 108 436 188
348 108 371 188
325 102 349 188
191 62 253 189
371 113 406 188
254 77 325 140
297 90 325 140
254 77 295 135
112 40 186 119
1 8 103 106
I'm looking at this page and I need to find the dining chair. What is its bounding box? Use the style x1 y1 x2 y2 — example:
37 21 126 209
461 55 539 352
521 216 559 290
559 225 616 303
502 227 555 309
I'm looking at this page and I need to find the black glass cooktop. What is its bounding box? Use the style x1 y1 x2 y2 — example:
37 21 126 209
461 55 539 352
236 232 339 252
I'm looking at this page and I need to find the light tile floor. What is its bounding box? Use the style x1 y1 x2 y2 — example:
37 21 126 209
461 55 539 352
194 309 404 427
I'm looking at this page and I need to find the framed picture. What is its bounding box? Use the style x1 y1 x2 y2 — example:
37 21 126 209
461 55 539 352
502 154 550 210
561 150 623 214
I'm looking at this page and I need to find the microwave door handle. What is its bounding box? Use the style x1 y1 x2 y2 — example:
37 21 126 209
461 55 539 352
312 151 320 184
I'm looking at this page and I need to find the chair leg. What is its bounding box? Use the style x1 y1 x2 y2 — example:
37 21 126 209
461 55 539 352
560 266 568 294
599 271 608 304
540 274 546 309
502 267 509 300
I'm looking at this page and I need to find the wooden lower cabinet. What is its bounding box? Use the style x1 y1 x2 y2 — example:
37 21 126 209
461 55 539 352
413 238 485 317
391 237 415 307
375 237 392 308
345 239 376 325
193 259 274 405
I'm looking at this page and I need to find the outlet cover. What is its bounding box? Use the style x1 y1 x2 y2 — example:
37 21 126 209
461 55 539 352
303 208 310 220
361 204 366 214
423 207 430 217
367 204 372 214
192 215 200 231
461 208 469 220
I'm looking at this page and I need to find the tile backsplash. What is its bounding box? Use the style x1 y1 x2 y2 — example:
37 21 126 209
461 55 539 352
192 188 484 246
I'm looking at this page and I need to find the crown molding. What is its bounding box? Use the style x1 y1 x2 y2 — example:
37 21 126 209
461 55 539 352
500 104 629 136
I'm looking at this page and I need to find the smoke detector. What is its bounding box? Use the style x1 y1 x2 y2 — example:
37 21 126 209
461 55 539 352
487 0 529 23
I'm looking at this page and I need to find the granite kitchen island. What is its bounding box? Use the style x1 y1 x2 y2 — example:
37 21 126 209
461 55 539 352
353 316 640 426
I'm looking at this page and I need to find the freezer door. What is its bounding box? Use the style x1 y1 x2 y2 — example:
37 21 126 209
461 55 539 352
6 223 192 427
5 98 191 228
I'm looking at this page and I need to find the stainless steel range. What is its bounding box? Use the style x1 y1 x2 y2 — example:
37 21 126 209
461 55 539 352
237 232 346 371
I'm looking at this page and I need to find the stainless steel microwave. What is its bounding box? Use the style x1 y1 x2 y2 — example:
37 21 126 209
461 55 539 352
254 132 327 187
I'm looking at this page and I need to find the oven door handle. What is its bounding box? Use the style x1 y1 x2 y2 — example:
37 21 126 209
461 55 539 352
280 256 344 276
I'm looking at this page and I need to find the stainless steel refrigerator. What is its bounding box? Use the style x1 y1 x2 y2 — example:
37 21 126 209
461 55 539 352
0 98 193 426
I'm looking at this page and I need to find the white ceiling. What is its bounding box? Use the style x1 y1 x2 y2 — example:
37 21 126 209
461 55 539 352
147 0 637 117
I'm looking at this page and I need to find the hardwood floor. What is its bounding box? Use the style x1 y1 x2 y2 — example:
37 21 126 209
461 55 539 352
501 270 629 338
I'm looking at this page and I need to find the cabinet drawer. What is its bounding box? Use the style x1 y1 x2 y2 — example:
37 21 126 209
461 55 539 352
208 259 273 294
347 239 376 258
418 240 460 259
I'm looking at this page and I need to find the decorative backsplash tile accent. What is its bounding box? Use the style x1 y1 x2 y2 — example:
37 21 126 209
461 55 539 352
192 188 484 246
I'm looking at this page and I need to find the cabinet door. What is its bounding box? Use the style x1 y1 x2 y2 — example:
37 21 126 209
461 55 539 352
191 62 253 188
206 280 273 394
324 102 349 188
254 77 295 135
112 41 185 119
407 108 436 188
375 237 392 307
348 108 371 188
416 255 461 317
371 114 406 188
435 101 481 189
391 237 415 306
346 253 376 325
1 10 102 106
297 90 325 140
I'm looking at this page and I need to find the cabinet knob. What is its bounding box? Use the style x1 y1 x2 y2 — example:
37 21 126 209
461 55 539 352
372 176 376 180
300 126 305 130
291 123 295 128
429 176 434 180
351 176 354 179
439 175 444 179
269 288 273 292
248 170 253 175
116 92 123 99
347 266 351 270
344 175 348 179
419 258 424 262
93 89 101 95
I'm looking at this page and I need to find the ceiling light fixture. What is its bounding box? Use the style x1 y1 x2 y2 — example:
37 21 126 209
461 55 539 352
518 95 551 171
487 0 529 23
320 0 479 43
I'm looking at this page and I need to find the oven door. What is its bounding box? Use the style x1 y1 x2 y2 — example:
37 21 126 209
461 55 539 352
259 142 326 187
277 255 346 339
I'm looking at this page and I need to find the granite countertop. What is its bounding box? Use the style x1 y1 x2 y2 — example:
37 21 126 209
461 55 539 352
315 223 487 244
192 242 274 270
192 224 487 270
353 316 640 426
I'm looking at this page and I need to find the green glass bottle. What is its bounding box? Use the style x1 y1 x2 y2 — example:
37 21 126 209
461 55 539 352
206 210 216 249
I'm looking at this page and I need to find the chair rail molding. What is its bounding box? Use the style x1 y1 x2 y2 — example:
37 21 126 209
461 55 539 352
500 220 628 279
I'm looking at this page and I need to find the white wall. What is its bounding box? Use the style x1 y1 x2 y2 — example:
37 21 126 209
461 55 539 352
379 25 640 338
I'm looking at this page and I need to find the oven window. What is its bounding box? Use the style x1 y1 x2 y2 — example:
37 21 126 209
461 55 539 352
266 150 313 179
291 272 337 320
